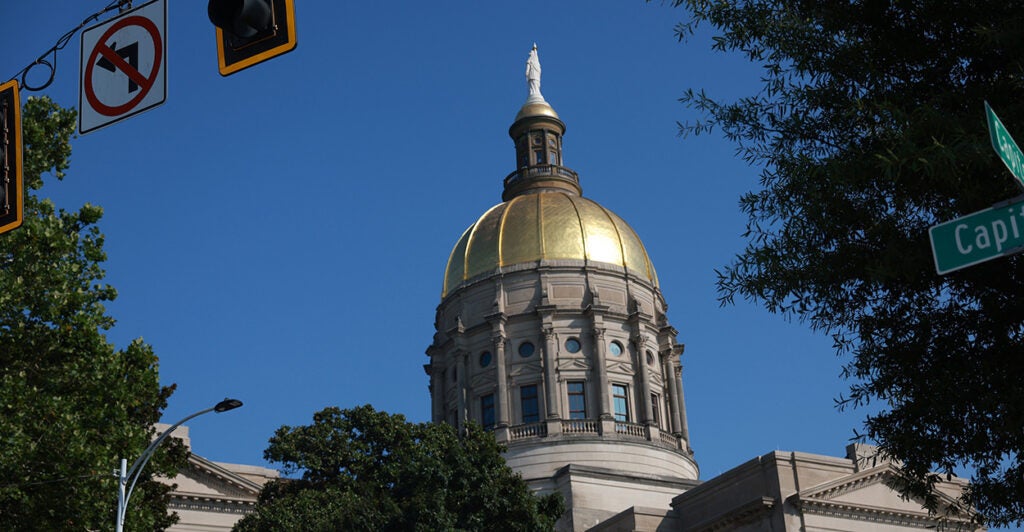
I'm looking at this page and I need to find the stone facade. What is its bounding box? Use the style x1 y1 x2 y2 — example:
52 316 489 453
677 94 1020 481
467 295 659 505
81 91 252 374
156 424 278 531
665 443 980 531
426 79 699 531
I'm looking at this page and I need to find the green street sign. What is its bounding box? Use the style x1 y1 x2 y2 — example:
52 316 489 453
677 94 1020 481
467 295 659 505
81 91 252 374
985 101 1024 190
930 196 1024 274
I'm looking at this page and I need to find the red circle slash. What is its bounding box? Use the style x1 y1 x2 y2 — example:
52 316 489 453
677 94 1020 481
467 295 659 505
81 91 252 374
84 15 162 117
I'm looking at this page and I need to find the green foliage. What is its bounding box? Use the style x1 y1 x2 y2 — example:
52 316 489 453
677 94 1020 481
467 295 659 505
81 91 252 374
669 0 1024 526
0 97 185 530
234 405 565 532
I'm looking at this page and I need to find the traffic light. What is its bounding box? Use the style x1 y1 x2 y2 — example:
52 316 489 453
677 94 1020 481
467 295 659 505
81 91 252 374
0 79 22 235
208 0 296 76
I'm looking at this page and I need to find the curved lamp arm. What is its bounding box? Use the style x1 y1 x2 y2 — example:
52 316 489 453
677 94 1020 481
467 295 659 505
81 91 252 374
116 398 242 532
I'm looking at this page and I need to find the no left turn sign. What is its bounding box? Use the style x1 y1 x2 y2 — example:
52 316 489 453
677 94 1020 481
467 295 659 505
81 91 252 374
80 0 166 134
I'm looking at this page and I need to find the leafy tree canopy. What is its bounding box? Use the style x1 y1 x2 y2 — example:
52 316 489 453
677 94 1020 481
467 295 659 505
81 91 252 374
0 97 185 530
234 405 564 531
668 0 1024 526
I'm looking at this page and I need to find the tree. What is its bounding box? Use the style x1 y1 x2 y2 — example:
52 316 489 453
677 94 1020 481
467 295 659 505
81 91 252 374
667 0 1024 526
0 97 186 530
234 405 565 531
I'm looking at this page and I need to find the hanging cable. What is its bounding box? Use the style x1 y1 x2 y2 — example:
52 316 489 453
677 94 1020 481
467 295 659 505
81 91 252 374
7 0 133 92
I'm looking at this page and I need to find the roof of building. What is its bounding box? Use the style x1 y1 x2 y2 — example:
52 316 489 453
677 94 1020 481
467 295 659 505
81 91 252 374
443 191 658 298
441 53 658 299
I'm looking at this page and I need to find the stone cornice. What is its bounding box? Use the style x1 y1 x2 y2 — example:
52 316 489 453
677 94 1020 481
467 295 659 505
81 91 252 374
792 497 979 529
508 431 697 461
195 456 261 489
443 259 659 301
167 497 256 515
550 463 700 490
484 310 507 328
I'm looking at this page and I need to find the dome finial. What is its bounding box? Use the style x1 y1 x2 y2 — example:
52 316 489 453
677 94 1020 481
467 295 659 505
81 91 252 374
525 43 543 103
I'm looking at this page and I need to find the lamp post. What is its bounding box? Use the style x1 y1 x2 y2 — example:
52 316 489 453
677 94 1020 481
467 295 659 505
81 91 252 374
115 398 243 532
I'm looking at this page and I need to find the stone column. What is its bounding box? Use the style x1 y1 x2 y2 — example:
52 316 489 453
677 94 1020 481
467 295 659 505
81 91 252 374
456 350 467 430
492 333 511 443
542 327 560 420
669 359 685 438
675 364 691 446
592 327 611 419
428 361 443 424
662 353 681 435
634 337 654 425
493 332 510 427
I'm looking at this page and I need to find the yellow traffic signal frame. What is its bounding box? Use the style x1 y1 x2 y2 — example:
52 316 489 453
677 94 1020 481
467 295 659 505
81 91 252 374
215 0 296 76
0 79 22 235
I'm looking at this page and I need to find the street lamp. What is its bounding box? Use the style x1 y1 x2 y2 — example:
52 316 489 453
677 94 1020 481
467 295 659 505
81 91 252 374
115 398 243 532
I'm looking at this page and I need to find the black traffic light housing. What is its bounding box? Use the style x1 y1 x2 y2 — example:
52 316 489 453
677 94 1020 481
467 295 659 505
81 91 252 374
209 0 296 76
0 79 22 235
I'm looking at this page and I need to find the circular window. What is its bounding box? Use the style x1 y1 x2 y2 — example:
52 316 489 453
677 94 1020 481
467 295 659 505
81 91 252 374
480 351 492 368
646 351 655 366
564 338 581 353
609 341 623 357
518 341 535 357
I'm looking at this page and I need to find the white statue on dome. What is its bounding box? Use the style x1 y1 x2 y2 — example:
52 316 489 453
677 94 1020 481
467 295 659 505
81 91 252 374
526 43 542 100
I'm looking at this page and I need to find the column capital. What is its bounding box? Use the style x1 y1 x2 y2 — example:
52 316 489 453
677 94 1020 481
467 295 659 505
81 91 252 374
542 326 556 341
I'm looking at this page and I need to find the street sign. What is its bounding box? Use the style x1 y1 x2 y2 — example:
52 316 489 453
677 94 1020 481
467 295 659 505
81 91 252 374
930 196 1024 275
985 101 1024 190
0 80 23 235
79 0 166 134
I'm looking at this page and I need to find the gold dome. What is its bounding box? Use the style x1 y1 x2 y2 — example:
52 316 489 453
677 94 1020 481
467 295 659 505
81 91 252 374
442 191 659 298
514 100 560 123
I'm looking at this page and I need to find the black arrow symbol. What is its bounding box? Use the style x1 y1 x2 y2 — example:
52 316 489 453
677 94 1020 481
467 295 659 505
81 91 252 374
96 41 140 93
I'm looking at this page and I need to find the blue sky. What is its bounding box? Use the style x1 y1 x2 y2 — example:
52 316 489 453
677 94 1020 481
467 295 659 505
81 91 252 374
2 1 868 484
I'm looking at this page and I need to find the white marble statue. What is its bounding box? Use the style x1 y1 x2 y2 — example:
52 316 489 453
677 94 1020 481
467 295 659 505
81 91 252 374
526 43 542 99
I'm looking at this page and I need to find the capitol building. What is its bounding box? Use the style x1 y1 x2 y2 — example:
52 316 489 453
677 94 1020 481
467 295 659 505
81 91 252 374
162 48 980 532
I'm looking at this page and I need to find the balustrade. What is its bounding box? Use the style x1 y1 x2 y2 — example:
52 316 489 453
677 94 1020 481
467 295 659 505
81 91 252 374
509 422 548 440
503 165 579 187
614 422 648 439
561 419 598 435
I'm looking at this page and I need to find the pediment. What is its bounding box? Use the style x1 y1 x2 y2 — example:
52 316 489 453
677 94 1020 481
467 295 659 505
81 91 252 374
169 454 266 502
509 361 543 377
558 357 591 370
801 466 925 512
607 361 635 376
794 464 977 528
470 372 496 388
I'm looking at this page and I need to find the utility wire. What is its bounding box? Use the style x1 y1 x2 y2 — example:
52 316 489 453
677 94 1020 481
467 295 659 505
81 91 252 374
6 0 133 92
